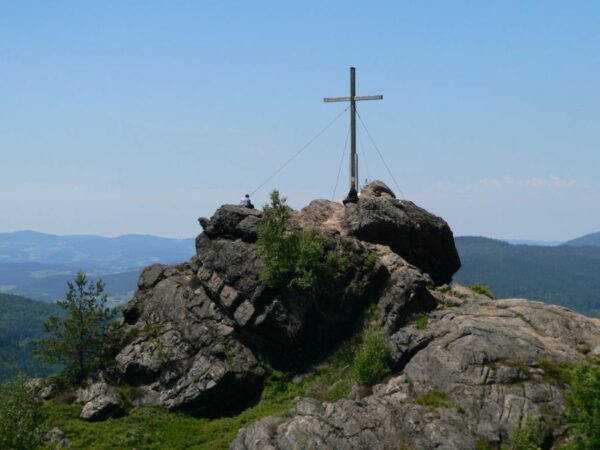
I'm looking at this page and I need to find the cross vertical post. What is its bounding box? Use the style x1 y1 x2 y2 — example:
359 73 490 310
324 67 382 193
350 67 357 190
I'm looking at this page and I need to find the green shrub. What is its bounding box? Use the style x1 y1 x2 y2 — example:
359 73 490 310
362 251 379 272
563 358 600 449
352 329 391 386
470 283 495 299
538 358 571 384
415 313 429 330
511 417 543 450
257 190 346 293
0 374 46 450
414 390 454 409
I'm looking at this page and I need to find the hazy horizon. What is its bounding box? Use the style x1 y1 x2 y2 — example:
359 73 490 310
0 226 590 245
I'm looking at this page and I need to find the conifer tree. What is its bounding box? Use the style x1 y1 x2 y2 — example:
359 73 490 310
34 271 117 382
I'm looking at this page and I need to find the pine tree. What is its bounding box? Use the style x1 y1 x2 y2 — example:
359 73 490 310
34 271 117 382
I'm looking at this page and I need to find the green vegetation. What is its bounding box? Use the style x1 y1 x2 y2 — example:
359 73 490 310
415 313 429 330
563 358 600 449
510 417 543 450
41 345 356 449
352 328 391 386
454 236 600 316
413 390 455 409
470 283 494 299
257 190 347 293
0 293 61 381
0 374 46 450
34 271 118 382
362 251 379 271
537 358 572 384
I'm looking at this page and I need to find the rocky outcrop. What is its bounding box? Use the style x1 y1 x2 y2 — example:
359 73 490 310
92 181 462 419
118 264 265 416
78 382 124 421
231 286 600 450
343 184 460 285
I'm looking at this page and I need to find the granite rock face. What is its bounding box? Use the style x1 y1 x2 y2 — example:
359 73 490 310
118 264 265 416
231 286 600 450
342 184 461 285
89 181 463 419
78 382 124 421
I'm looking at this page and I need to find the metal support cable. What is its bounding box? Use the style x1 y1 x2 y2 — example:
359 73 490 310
332 125 351 200
356 124 372 187
356 109 406 199
250 106 350 196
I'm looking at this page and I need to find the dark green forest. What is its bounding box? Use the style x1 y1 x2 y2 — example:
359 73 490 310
455 237 600 316
0 293 61 381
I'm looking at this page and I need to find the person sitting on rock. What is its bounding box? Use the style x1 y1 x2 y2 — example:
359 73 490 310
240 194 254 209
342 187 358 205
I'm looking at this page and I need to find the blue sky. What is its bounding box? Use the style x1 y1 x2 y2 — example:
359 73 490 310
1 1 599 240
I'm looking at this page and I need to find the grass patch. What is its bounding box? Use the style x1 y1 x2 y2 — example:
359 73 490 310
415 313 429 330
470 283 494 299
413 390 455 409
491 359 532 380
40 344 358 449
537 358 572 384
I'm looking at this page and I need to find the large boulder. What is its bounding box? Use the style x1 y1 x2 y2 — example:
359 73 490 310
231 287 600 449
78 382 124 421
117 264 265 416
342 182 461 285
198 205 262 243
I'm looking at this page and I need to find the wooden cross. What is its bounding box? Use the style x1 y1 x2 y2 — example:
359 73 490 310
324 67 383 191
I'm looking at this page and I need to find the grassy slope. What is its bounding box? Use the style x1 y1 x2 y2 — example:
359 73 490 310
41 348 355 449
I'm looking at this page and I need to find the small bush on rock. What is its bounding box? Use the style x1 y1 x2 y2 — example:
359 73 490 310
352 329 391 387
471 283 495 299
362 251 379 271
414 390 455 409
257 190 347 293
0 374 46 450
510 417 543 450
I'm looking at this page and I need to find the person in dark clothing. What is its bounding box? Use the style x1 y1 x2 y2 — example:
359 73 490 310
240 194 255 209
342 188 358 205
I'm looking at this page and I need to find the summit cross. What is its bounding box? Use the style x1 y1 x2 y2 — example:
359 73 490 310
324 67 383 191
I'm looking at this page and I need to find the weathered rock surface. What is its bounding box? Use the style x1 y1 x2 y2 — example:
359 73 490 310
78 382 124 421
47 427 70 449
343 183 460 285
92 182 462 419
231 286 600 449
118 265 265 416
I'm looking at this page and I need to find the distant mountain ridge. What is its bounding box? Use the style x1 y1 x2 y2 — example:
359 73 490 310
454 236 600 316
0 230 195 270
0 231 195 304
562 231 600 247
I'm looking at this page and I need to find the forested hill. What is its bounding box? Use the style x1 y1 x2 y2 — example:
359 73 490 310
563 231 600 247
454 236 600 316
0 293 61 381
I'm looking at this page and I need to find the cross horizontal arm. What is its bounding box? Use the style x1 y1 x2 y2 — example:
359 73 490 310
323 97 352 102
354 95 383 101
323 95 383 103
